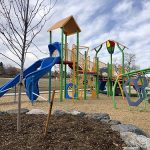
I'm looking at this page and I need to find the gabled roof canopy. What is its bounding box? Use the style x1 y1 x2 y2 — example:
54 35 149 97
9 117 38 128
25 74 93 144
47 16 81 36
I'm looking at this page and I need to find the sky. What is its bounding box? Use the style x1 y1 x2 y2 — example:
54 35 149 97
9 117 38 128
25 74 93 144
0 0 150 69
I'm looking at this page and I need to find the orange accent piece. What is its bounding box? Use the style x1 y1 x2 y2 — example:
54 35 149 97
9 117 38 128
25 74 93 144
91 90 97 98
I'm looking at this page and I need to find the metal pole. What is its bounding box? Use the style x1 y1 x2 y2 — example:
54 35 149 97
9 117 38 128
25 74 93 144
95 51 98 98
76 32 79 99
48 31 52 103
117 44 125 74
122 51 125 74
94 46 102 98
84 51 87 100
117 44 125 92
60 28 64 102
124 68 150 76
96 57 99 98
121 50 125 90
14 85 17 103
107 63 110 96
109 54 113 96
112 75 120 109
94 56 97 97
64 35 67 98
31 76 34 105
128 67 131 96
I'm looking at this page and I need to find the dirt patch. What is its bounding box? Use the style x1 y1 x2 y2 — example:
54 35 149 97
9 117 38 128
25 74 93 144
0 114 125 150
1 94 150 136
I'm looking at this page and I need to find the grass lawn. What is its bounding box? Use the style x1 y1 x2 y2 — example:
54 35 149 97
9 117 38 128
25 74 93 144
0 77 64 93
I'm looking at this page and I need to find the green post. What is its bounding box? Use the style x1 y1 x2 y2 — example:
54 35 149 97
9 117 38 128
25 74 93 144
76 32 79 99
96 57 99 98
117 44 125 87
112 75 119 109
117 44 125 74
48 31 52 103
84 51 87 100
110 54 113 96
95 56 97 97
121 50 125 88
64 35 67 98
107 63 110 96
94 74 96 94
122 51 125 74
128 68 131 96
94 45 102 98
60 28 64 102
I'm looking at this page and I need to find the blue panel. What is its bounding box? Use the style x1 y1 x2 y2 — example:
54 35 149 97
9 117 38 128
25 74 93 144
65 83 77 100
24 42 61 102
0 59 43 97
0 42 61 103
123 76 148 106
99 81 106 91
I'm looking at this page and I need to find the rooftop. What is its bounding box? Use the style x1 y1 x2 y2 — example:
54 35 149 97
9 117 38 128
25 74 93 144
47 16 81 36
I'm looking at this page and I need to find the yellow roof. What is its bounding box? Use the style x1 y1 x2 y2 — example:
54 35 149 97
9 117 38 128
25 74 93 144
47 16 81 36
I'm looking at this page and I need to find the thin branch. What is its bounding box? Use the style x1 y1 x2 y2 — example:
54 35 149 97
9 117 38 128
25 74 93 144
0 29 22 57
3 42 21 60
28 0 46 26
0 52 20 66
28 0 57 31
26 52 39 59
0 0 57 67
12 1 24 32
0 1 23 41
32 42 49 55
0 33 22 59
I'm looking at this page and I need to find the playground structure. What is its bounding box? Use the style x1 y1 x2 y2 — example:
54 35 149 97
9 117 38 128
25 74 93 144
0 16 150 110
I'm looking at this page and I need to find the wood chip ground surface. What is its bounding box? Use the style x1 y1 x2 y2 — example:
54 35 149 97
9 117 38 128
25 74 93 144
0 114 125 150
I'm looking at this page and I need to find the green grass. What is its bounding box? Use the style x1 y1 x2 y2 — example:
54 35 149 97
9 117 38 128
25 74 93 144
0 77 64 93
0 78 13 86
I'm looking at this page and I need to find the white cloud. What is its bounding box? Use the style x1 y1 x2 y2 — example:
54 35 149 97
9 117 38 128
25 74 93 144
0 0 150 70
113 0 133 14
124 1 150 28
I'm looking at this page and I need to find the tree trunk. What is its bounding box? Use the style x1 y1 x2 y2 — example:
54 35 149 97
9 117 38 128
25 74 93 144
17 0 29 132
17 64 24 132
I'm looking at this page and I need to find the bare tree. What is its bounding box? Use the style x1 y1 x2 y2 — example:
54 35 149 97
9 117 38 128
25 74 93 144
0 0 57 132
113 52 140 74
0 62 5 75
124 52 140 71
113 58 120 75
4 64 20 77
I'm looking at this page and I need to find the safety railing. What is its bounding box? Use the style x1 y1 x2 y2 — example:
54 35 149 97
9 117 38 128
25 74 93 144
62 44 107 72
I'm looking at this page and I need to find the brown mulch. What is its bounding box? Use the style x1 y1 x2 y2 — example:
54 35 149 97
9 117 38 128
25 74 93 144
0 114 126 150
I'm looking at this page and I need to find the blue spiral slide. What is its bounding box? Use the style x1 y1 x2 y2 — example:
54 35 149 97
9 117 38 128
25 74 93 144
0 42 61 102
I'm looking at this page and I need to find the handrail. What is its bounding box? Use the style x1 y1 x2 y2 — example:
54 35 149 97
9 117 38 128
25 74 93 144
0 88 12 93
32 92 47 101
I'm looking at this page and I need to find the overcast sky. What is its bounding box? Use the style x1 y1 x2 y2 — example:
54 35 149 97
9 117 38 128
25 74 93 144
0 0 150 69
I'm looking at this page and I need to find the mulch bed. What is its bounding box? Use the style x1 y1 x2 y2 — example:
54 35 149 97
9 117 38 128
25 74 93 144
0 114 126 150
